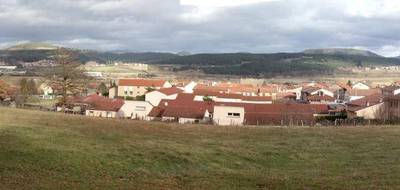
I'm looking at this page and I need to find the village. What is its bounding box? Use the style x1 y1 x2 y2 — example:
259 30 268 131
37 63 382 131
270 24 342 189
2 76 400 127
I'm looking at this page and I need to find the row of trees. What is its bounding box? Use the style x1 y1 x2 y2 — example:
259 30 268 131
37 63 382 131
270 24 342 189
3 48 134 110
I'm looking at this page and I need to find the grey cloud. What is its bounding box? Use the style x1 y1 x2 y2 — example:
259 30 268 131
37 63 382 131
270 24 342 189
0 0 400 56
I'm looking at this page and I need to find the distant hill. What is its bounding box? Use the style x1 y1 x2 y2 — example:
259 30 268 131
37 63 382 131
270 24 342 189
6 42 59 51
303 48 381 57
1 42 179 64
154 52 400 77
2 42 400 77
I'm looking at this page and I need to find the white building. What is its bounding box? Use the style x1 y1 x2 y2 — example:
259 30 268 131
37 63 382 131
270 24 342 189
145 87 182 106
352 82 370 90
117 101 153 120
213 106 245 126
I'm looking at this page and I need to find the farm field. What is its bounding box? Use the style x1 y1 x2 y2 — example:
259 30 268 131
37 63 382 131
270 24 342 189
1 107 400 189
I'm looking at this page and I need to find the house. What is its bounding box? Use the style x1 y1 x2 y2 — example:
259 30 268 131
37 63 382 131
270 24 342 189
148 93 213 124
213 106 245 126
109 78 172 98
193 89 273 104
118 100 153 120
383 95 400 120
85 97 124 118
306 94 336 104
382 86 400 96
213 103 329 126
301 87 335 102
346 94 384 119
352 82 371 90
148 93 328 126
39 83 55 99
59 94 124 117
346 88 382 101
182 81 197 93
145 87 183 106
84 72 103 79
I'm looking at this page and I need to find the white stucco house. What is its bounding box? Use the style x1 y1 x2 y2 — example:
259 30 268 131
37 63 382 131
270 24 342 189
117 100 154 120
145 87 183 106
352 82 371 90
213 106 245 126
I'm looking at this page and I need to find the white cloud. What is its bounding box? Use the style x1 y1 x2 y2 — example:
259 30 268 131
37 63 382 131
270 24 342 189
376 45 400 57
180 0 276 7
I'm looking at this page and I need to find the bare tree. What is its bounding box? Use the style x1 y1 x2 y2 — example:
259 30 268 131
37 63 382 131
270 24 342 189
47 48 88 110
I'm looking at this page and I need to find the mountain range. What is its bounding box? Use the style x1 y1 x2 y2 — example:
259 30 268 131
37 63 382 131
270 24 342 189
1 42 400 76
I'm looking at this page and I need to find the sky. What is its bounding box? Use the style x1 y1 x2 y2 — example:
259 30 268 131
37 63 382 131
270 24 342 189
0 0 400 56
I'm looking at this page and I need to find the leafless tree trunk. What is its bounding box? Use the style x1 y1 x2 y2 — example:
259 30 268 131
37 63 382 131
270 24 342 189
46 48 89 112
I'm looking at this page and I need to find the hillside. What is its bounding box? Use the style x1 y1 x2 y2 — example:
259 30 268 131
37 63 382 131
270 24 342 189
1 107 400 189
155 53 400 77
303 48 381 57
0 49 178 64
6 42 59 51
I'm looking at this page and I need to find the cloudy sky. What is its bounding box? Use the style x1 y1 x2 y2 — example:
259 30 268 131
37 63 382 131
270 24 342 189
0 0 400 56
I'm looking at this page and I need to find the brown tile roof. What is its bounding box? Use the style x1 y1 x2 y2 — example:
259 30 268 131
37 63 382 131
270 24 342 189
119 79 166 87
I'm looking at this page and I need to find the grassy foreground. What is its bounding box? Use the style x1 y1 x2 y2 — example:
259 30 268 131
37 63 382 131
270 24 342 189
1 108 400 189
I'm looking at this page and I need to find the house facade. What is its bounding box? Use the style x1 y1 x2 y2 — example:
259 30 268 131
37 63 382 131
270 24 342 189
111 79 172 98
145 87 182 106
213 106 245 126
117 100 153 120
346 94 385 120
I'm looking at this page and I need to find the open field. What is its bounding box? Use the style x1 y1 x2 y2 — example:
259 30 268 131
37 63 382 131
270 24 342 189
1 107 400 189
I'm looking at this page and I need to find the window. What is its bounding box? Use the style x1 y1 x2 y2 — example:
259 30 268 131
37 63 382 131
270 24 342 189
135 106 146 111
106 112 112 117
228 113 240 117
129 91 133 95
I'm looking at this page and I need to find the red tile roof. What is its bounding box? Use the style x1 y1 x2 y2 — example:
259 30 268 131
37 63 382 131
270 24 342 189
307 95 335 102
149 95 213 119
155 87 183 96
89 98 124 112
148 95 328 124
119 79 166 87
70 94 124 112
242 104 329 125
347 88 382 96
346 93 383 111
242 96 273 101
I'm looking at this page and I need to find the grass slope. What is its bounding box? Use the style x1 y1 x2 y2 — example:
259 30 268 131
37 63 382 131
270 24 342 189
1 108 400 189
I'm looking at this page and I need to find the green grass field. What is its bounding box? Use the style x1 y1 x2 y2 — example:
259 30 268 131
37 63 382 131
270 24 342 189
1 107 400 189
